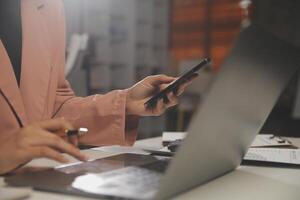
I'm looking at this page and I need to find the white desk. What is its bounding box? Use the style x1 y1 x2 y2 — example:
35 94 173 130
1 137 300 200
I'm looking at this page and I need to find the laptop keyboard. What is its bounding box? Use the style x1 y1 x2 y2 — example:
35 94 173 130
100 160 169 186
72 160 169 200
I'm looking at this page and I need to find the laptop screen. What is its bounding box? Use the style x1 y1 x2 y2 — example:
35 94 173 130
157 24 300 200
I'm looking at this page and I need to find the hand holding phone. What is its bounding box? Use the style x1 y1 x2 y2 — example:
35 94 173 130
144 58 211 108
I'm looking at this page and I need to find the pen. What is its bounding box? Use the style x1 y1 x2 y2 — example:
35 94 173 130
65 128 88 137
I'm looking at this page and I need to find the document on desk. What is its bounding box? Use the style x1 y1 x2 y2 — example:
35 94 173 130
162 132 187 143
244 148 300 165
162 132 293 148
251 134 292 147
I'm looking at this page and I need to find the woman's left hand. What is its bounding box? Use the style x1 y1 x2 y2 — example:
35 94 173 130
125 74 198 117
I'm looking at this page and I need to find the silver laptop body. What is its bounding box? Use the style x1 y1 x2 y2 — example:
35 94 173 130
155 24 300 199
72 24 300 199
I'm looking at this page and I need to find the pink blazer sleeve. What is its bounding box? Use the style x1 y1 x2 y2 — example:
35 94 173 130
54 85 138 146
52 1 138 146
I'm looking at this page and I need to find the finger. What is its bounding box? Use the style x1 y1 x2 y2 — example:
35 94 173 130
166 93 179 108
175 78 196 96
145 99 158 110
146 75 176 87
46 135 86 161
29 129 87 161
61 135 68 141
163 94 170 104
159 83 170 91
173 73 199 96
56 132 79 146
68 136 79 147
28 147 69 163
152 99 166 116
61 135 69 143
37 118 74 132
176 82 189 96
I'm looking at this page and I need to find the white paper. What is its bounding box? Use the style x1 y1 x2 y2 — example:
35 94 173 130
92 145 150 155
251 134 291 147
0 187 32 200
245 148 300 164
162 132 292 148
162 132 187 142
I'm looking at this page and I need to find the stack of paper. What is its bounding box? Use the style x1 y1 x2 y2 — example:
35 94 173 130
244 148 300 165
162 132 293 148
251 134 292 147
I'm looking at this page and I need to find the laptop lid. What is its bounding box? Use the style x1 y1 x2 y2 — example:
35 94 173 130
155 24 300 200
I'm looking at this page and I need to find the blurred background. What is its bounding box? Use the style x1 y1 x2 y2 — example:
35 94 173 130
63 0 300 139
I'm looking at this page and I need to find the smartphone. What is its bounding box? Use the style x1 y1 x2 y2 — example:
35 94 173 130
145 58 211 108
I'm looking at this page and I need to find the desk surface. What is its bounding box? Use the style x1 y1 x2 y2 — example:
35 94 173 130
1 137 300 200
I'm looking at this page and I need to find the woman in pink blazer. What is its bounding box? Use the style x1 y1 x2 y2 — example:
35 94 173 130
0 0 195 174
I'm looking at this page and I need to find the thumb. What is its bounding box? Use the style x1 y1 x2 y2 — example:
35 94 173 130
146 75 176 86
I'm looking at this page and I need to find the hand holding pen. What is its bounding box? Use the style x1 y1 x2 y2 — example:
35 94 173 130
0 118 88 175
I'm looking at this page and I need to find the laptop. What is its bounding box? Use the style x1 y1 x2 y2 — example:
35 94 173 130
5 24 300 200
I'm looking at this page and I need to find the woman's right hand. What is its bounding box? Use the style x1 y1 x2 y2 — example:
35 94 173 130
0 118 88 175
